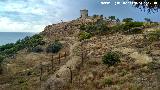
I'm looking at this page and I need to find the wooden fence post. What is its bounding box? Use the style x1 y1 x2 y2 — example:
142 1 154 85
40 62 43 81
47 65 50 74
65 52 67 59
81 41 84 66
67 67 72 83
81 52 84 66
58 53 61 64
51 54 54 73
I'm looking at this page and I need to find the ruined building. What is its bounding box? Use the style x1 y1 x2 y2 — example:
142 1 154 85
80 9 88 18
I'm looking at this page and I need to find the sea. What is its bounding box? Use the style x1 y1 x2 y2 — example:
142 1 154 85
0 32 36 46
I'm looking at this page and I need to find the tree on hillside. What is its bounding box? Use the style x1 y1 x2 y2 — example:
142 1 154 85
108 16 116 21
129 0 160 13
116 18 120 22
122 18 134 23
144 18 151 23
100 15 103 19
93 14 99 18
46 40 62 53
0 55 5 74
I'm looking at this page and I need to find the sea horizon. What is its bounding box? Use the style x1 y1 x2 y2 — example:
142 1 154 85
0 32 38 46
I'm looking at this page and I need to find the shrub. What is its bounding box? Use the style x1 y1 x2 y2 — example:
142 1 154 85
85 24 97 34
24 34 44 47
0 55 4 64
2 48 17 55
110 24 124 33
0 34 44 56
46 40 62 53
147 29 160 42
143 22 159 28
102 51 120 66
0 43 14 52
0 55 5 74
31 46 43 53
108 16 116 21
144 18 151 23
104 77 113 85
123 22 143 30
122 18 133 23
80 24 86 30
127 27 143 34
147 62 160 70
79 31 92 41
93 14 99 18
80 20 109 35
122 22 144 34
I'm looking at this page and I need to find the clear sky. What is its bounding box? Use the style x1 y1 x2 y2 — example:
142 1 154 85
0 0 160 32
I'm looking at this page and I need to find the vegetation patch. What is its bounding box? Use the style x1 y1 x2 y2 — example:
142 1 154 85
79 31 92 41
0 55 5 74
102 51 120 66
0 34 44 56
80 17 144 35
46 40 62 53
30 45 44 53
103 77 114 85
0 34 44 74
122 22 144 34
147 29 160 42
101 77 114 87
80 19 110 35
122 18 133 23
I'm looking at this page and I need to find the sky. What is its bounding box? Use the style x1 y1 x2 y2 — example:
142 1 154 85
0 0 160 32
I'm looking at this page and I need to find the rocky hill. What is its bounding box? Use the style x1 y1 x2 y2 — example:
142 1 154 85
0 17 160 90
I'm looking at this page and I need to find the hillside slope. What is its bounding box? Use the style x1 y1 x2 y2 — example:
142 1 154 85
0 18 160 90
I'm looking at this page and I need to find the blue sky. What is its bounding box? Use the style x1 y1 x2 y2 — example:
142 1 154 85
0 0 160 32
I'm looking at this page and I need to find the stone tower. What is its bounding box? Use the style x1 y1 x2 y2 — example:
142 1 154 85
80 9 88 18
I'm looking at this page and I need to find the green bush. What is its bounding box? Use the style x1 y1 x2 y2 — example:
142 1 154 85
109 22 144 34
127 27 143 34
108 16 116 21
0 34 44 61
0 43 14 52
0 55 4 64
80 24 86 30
102 51 120 66
122 22 144 34
110 24 124 33
0 34 44 54
122 18 133 23
104 77 113 85
123 22 143 30
46 40 62 53
144 22 159 28
80 20 109 35
0 55 5 74
24 34 44 48
2 48 17 55
147 29 160 42
31 46 43 53
93 14 99 18
79 31 92 41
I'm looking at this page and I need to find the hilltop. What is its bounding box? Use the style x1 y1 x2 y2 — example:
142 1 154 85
0 11 160 90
